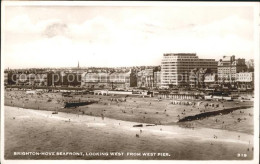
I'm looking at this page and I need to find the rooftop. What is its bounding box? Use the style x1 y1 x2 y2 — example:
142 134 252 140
163 53 197 56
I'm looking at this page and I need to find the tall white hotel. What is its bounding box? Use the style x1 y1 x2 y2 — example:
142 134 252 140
161 53 217 87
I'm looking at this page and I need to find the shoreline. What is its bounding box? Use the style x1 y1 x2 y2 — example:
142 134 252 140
4 105 253 142
4 106 254 160
4 102 254 135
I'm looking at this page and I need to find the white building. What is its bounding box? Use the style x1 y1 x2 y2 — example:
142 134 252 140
236 72 254 82
235 72 254 90
217 55 247 83
204 73 217 83
161 53 217 87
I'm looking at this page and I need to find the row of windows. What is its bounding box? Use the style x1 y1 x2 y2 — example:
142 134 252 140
237 73 253 76
237 77 252 80
218 70 236 72
162 80 178 82
162 74 178 76
162 65 217 68
161 69 177 71
162 62 217 65
218 68 236 70
162 72 177 73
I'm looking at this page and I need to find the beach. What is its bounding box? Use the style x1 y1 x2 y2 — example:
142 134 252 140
4 106 254 160
5 90 254 134
4 89 255 160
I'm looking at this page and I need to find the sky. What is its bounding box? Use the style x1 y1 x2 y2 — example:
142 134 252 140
2 2 257 69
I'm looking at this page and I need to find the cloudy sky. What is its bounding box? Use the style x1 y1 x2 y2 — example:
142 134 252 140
2 2 257 69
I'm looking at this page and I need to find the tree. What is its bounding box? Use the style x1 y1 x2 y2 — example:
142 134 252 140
191 68 208 89
168 83 174 89
221 77 226 87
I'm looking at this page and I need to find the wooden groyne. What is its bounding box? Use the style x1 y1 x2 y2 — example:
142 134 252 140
64 101 96 108
178 106 253 122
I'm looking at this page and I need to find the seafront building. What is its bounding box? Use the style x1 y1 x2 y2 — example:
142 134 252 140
161 53 217 88
4 71 17 85
137 69 154 88
217 55 247 84
235 72 254 90
188 68 209 88
4 54 254 91
4 72 8 85
153 71 161 88
81 69 137 89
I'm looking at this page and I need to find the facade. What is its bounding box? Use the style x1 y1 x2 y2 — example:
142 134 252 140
4 72 8 85
217 55 247 84
137 69 154 88
81 70 137 89
189 68 208 88
153 71 161 88
48 71 81 86
13 73 49 86
29 73 48 86
63 72 82 86
3 71 17 85
15 73 29 85
47 62 83 87
236 72 254 90
8 71 74 87
161 53 217 87
81 72 111 89
204 73 218 87
189 69 217 88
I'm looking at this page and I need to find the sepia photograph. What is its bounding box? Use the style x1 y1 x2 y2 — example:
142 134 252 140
1 1 259 164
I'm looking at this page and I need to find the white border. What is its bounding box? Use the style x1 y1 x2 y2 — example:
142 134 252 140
1 1 259 164
1 1 259 7
252 2 260 163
